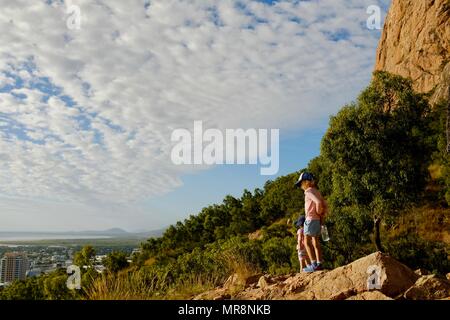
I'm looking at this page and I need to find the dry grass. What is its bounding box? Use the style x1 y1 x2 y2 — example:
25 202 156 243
219 249 261 295
164 274 223 300
85 270 225 300
386 205 450 244
85 270 159 300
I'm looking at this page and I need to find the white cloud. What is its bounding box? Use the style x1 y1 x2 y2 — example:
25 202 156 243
0 0 389 229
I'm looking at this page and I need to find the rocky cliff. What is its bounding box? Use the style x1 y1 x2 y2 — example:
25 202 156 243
194 252 450 300
375 0 450 103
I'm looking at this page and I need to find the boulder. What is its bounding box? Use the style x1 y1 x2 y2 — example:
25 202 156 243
223 274 239 291
287 252 418 299
245 274 263 287
194 252 432 300
257 275 272 289
415 268 430 276
213 293 231 300
346 291 393 300
223 273 263 292
193 288 228 300
404 275 450 300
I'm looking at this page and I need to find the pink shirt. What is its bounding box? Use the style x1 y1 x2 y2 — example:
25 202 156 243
304 187 327 221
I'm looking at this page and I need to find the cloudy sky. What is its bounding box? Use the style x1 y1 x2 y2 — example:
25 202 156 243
0 0 390 232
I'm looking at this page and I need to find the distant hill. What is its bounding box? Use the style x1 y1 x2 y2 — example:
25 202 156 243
0 227 166 241
73 228 129 236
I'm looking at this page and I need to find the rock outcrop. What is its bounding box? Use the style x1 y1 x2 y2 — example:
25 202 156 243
430 62 450 105
194 252 450 300
403 274 450 300
346 291 393 300
375 0 450 102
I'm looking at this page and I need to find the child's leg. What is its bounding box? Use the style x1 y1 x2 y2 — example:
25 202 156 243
298 253 310 271
300 258 310 271
297 252 302 270
304 235 316 265
311 236 322 263
303 256 310 267
299 257 305 271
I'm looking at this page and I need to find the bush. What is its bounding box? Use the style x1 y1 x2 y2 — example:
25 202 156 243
262 237 296 274
385 234 450 275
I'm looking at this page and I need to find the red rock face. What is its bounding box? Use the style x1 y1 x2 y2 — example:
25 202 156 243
375 0 450 95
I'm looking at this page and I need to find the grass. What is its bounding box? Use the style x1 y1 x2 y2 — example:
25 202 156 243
164 274 223 300
386 205 450 244
85 270 158 300
85 269 226 300
218 248 262 295
84 245 262 300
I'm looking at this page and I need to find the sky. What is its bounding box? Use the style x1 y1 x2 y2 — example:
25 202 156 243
0 0 390 232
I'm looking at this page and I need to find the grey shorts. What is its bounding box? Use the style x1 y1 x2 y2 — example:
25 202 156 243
304 219 321 237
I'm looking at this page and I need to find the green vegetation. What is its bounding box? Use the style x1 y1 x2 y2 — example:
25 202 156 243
1 72 449 300
0 269 81 300
313 72 434 257
103 251 129 273
74 245 96 267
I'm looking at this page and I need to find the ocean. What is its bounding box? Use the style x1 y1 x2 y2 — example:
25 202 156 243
0 233 110 242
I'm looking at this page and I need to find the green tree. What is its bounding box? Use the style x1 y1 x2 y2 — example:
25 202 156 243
321 71 431 251
261 237 295 274
0 277 45 300
429 99 450 204
74 245 96 267
43 270 77 300
0 269 80 300
260 173 305 223
104 251 129 273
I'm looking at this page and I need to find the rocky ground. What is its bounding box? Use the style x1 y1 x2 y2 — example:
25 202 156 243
194 252 450 300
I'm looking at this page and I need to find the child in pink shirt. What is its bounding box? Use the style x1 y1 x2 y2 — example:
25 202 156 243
295 172 328 272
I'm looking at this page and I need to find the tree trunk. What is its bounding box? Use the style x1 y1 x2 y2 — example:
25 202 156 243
374 216 383 252
446 93 450 153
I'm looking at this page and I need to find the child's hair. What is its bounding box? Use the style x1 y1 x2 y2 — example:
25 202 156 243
302 180 316 188
295 215 306 229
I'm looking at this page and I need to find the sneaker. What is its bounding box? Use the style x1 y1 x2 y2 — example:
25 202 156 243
314 263 323 271
302 265 315 273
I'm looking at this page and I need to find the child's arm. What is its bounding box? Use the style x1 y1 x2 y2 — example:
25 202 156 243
306 190 324 216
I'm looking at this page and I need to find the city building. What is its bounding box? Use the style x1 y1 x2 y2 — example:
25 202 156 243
0 252 29 284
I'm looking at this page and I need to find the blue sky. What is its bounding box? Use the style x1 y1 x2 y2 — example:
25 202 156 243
0 0 390 231
144 124 328 225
